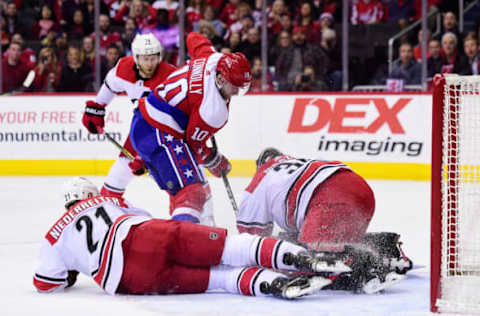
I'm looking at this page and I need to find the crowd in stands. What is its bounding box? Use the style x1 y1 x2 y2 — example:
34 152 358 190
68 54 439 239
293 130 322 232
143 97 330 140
1 0 479 93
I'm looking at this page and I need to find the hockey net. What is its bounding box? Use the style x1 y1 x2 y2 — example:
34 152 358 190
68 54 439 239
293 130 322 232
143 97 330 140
431 74 480 314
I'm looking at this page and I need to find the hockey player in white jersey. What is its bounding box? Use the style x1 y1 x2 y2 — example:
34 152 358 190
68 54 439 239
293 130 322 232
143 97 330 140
33 177 346 299
82 33 176 197
236 148 412 292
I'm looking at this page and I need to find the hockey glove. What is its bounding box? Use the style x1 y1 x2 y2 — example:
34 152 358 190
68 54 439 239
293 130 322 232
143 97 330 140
204 149 231 178
82 100 106 134
128 156 147 176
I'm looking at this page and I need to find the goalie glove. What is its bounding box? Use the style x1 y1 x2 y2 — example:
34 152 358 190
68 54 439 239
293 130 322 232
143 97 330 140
204 148 231 178
82 100 106 134
128 156 147 176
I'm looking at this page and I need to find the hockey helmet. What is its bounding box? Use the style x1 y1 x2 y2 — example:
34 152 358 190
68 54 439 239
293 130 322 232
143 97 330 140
256 147 283 170
62 177 99 209
216 52 252 96
131 33 163 64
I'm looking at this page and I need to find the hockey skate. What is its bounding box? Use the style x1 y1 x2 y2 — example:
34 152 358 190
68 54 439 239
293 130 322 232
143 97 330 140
283 251 352 274
362 232 413 274
325 244 406 294
260 275 332 299
256 147 282 170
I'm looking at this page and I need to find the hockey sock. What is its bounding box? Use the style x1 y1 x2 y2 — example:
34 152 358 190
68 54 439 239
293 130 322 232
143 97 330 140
221 234 306 270
208 265 284 297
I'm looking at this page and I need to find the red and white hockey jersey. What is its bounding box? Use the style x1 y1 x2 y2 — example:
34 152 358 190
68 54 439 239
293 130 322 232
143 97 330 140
237 155 349 236
96 56 177 106
350 0 384 25
33 196 151 295
138 32 230 163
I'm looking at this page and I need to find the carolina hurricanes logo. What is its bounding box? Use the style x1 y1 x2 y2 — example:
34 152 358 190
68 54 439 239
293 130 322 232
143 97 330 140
225 57 232 68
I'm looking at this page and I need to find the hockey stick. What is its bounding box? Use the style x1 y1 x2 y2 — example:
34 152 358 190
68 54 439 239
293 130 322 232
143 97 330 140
98 127 149 174
210 136 239 215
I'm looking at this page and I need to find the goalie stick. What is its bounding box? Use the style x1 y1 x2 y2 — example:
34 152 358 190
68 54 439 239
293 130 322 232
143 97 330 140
210 136 239 215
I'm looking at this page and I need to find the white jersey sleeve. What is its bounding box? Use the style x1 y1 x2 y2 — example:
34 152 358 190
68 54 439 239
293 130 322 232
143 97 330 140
33 196 152 295
33 241 69 292
95 66 120 106
238 156 349 235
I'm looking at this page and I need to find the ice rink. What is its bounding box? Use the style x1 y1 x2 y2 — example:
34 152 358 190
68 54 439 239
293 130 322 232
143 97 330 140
0 176 432 316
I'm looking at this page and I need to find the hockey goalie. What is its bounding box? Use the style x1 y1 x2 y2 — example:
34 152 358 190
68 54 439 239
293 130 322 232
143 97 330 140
236 148 413 293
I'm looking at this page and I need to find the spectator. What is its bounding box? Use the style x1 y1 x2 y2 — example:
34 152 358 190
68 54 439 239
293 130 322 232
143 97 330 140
122 18 138 56
197 20 224 51
219 0 240 27
3 33 36 66
427 39 442 77
319 28 342 91
227 31 241 52
389 42 421 85
113 0 156 28
238 27 261 63
82 36 96 70
1 41 34 93
294 65 328 91
80 0 109 28
412 0 441 21
107 0 130 22
268 0 288 34
384 0 414 27
32 47 61 92
319 12 334 31
413 28 431 61
67 9 89 41
295 1 322 43
249 56 274 92
278 12 293 34
105 43 121 71
320 0 342 22
436 12 463 53
275 26 327 91
351 0 384 25
152 0 178 24
227 3 253 38
186 0 205 32
3 2 24 37
58 45 93 92
55 31 70 61
439 32 470 75
31 5 60 40
194 4 225 38
269 30 292 66
464 34 479 75
91 14 122 56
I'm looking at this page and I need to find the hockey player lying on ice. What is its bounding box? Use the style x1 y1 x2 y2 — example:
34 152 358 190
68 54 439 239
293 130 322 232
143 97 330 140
34 177 405 299
237 148 413 292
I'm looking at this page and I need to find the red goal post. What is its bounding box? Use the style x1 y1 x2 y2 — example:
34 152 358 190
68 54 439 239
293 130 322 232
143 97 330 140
431 74 480 314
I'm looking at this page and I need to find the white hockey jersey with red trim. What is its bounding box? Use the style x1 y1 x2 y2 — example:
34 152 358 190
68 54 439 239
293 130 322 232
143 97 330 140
33 196 151 295
237 155 349 235
138 32 230 163
96 56 177 106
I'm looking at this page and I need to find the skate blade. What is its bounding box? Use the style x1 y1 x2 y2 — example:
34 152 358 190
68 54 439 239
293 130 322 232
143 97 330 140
362 272 406 294
311 261 352 273
283 277 332 299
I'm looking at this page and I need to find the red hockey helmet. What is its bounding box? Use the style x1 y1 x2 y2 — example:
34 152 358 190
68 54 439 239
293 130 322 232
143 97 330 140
216 52 252 96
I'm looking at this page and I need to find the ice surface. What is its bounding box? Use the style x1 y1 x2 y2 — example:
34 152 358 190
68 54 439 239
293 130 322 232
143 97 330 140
0 177 432 316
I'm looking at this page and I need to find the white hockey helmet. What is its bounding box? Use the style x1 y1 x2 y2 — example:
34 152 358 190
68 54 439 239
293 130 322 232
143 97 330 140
131 33 163 64
62 177 99 209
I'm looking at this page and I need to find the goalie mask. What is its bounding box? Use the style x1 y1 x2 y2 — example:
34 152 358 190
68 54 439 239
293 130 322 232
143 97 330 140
62 177 99 209
131 33 163 64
